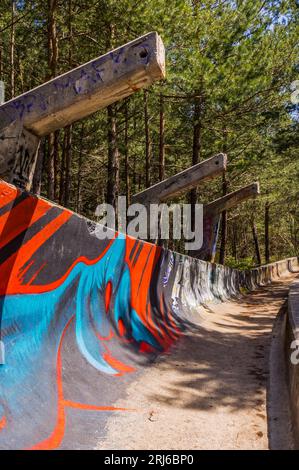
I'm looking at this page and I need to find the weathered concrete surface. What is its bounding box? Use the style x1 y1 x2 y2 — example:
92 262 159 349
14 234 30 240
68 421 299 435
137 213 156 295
0 178 297 449
0 122 40 189
196 183 260 262
268 302 295 450
97 277 297 450
0 32 165 136
0 32 164 190
205 182 260 215
286 279 299 447
132 154 227 204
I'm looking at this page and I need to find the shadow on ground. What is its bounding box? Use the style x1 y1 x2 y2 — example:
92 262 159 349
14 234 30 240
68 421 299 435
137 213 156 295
144 281 291 413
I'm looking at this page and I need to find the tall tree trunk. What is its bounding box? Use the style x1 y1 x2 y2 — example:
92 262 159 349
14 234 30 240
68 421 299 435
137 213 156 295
144 90 151 188
106 104 119 209
53 130 60 199
10 0 16 98
133 155 136 193
76 123 84 213
105 23 119 210
59 130 66 205
159 93 165 181
252 217 261 266
189 95 201 236
47 0 58 199
124 100 130 204
232 221 237 261
265 200 270 264
64 126 72 207
32 140 45 195
0 30 3 81
242 229 248 258
47 133 55 200
219 128 228 265
219 172 228 265
62 0 73 207
68 0 73 66
47 0 58 78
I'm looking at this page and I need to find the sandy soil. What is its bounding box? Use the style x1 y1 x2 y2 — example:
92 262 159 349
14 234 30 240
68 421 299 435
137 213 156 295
96 276 296 450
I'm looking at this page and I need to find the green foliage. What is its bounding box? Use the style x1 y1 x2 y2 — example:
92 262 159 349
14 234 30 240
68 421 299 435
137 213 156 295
225 256 257 271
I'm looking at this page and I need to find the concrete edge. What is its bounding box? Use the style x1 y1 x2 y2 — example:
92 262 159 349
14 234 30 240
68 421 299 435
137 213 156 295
267 301 295 449
285 277 299 448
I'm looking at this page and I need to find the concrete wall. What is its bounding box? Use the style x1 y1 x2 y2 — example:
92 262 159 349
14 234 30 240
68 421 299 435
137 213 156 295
286 278 299 447
0 178 297 449
172 254 298 309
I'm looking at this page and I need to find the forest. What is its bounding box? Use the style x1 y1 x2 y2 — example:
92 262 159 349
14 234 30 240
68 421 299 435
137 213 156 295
0 0 298 268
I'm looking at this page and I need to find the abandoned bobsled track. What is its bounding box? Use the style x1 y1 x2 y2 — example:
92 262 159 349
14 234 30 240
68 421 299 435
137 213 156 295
0 31 298 451
0 179 298 450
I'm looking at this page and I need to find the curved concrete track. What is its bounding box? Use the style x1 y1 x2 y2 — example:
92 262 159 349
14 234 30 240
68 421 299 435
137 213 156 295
97 277 297 450
0 179 297 449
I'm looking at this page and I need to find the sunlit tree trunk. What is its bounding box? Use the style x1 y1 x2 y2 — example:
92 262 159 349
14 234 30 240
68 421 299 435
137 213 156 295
10 0 16 98
47 0 58 200
144 90 151 188
159 93 165 181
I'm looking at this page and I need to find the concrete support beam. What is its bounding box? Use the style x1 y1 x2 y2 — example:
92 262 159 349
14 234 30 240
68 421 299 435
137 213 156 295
194 182 260 262
205 182 260 216
0 32 165 136
0 32 165 190
132 153 227 204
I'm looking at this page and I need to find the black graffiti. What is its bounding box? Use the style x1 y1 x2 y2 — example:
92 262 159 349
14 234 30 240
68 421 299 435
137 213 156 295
13 143 36 184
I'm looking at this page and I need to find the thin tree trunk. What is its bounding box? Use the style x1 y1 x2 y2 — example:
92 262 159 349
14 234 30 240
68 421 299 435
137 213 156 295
47 0 58 78
62 0 73 207
219 213 228 264
47 133 55 200
219 127 228 265
47 0 58 199
59 131 66 204
0 32 3 81
106 104 119 209
144 90 151 188
189 95 201 237
133 155 136 192
68 0 73 66
252 218 261 266
219 172 228 265
76 123 84 213
10 0 16 98
64 126 72 207
159 93 165 181
232 221 237 261
265 201 270 264
124 100 130 204
32 140 44 195
53 129 60 199
241 228 248 258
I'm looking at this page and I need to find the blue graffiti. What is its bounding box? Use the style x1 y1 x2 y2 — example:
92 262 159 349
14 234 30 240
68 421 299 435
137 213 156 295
0 234 159 446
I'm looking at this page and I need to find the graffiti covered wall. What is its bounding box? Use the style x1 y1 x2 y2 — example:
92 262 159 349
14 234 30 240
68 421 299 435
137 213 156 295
0 179 297 449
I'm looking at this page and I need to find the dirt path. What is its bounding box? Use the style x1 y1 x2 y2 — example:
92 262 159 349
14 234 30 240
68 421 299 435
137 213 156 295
97 276 296 450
